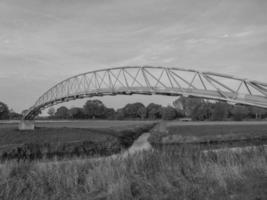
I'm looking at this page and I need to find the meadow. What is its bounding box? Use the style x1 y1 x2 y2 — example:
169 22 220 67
0 120 156 161
149 121 267 149
0 120 267 200
0 145 266 200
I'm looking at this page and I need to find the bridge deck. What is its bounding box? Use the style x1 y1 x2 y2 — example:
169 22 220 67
22 66 267 120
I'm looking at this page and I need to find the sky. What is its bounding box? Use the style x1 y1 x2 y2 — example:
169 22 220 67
0 0 267 113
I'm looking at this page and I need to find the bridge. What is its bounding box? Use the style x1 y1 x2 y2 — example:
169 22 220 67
19 66 267 130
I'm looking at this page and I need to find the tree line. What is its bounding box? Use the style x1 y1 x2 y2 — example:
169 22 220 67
1 97 267 121
46 100 183 120
0 102 22 120
46 97 267 121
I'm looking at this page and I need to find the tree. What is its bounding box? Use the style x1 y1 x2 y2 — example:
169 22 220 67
173 98 184 111
115 108 125 120
191 102 212 121
104 108 116 119
0 102 9 120
161 106 177 120
55 106 69 119
121 103 146 119
83 100 107 119
137 106 147 119
249 107 267 120
47 107 55 118
211 102 229 121
231 105 249 121
21 109 29 116
173 96 204 117
69 107 85 119
147 103 162 119
9 109 22 120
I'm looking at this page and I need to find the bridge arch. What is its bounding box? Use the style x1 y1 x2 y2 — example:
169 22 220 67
22 66 267 123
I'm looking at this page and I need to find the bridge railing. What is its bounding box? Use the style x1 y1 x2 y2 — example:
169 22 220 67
23 66 267 120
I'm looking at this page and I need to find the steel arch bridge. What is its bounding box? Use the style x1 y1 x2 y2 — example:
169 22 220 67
22 66 267 122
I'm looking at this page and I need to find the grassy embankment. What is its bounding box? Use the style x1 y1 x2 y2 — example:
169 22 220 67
1 121 267 199
0 122 155 161
149 123 267 149
0 146 266 200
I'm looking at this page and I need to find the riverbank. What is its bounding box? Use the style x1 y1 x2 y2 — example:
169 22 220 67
149 121 267 150
0 122 156 161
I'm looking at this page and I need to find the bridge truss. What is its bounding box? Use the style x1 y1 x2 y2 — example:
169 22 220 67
23 66 267 120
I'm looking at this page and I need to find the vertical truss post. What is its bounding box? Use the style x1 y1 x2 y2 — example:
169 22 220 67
141 67 152 90
107 70 114 90
198 72 207 90
244 81 252 95
21 66 267 125
122 69 130 91
165 68 174 88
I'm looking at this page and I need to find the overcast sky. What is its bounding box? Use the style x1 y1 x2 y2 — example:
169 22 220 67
0 0 267 113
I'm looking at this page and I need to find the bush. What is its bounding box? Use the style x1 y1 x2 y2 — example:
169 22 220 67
161 106 177 120
0 102 9 120
232 105 249 121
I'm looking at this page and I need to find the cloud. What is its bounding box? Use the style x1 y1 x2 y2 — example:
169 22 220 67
0 0 267 112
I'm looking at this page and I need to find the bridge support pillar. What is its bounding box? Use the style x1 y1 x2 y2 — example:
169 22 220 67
19 120 35 130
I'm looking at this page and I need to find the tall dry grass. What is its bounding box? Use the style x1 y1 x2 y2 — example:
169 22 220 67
0 146 266 200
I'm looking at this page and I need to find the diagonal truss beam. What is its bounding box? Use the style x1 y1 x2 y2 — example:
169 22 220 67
22 66 267 120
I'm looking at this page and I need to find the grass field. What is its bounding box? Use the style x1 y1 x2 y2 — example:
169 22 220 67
0 120 155 129
0 146 266 200
1 120 267 199
0 120 156 161
149 121 267 149
2 120 267 160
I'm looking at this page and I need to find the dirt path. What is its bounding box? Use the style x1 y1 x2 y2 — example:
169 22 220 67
118 122 166 157
121 132 152 157
119 121 166 157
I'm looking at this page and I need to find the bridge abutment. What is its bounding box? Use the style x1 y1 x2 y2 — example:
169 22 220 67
19 120 35 130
